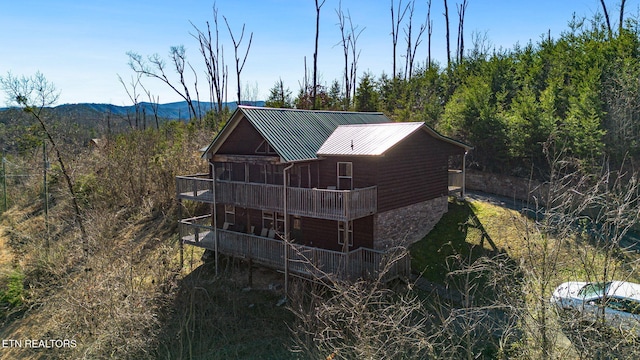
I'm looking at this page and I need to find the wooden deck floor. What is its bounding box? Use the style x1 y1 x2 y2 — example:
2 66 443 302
181 228 409 283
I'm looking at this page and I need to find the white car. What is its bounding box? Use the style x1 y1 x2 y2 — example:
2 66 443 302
551 281 640 332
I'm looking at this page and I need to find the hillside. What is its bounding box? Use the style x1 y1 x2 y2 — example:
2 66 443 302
0 118 638 358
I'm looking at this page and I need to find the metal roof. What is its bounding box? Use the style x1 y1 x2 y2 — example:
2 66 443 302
203 106 391 162
317 122 473 156
317 122 424 156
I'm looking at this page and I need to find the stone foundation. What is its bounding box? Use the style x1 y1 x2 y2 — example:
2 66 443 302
373 196 448 250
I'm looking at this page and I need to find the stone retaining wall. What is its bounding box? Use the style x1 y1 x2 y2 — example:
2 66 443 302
374 196 448 250
466 170 548 204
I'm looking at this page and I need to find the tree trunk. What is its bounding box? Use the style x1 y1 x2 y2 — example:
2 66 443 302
444 0 451 66
313 0 325 109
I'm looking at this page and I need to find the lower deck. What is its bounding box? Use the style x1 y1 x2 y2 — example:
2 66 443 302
180 216 410 282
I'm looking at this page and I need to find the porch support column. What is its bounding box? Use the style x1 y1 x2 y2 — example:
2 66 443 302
178 199 183 268
283 163 294 299
212 161 219 276
343 220 350 280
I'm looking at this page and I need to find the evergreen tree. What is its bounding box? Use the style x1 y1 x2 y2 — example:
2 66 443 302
265 79 293 108
355 72 379 112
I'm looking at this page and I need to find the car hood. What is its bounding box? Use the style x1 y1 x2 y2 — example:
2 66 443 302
552 282 590 302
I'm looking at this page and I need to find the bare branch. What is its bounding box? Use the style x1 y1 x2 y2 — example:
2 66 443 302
224 16 253 105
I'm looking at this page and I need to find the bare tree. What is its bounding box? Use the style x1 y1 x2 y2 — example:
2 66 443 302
288 247 431 359
511 141 640 358
427 0 434 69
0 72 89 258
312 0 327 109
336 2 365 109
428 253 521 359
191 6 227 130
336 1 352 108
348 17 364 107
514 149 579 359
444 0 451 67
456 0 469 63
117 73 143 129
127 47 200 122
391 0 410 78
223 16 253 106
243 81 260 104
601 54 640 163
140 83 160 130
619 0 627 33
599 0 613 36
403 0 427 80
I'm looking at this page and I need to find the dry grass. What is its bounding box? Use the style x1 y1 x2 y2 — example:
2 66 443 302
467 199 640 286
0 123 220 359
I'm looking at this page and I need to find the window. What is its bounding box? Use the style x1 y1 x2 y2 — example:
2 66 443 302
262 211 284 232
259 164 284 185
579 282 611 297
338 221 353 247
606 297 640 315
271 165 284 185
289 165 311 188
224 204 235 225
248 164 265 183
216 162 233 181
337 162 353 190
299 164 310 188
255 140 276 154
293 216 302 230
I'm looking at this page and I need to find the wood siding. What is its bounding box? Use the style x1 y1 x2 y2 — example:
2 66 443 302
216 116 270 156
377 130 464 212
316 130 464 213
317 156 378 189
213 206 374 252
292 215 374 252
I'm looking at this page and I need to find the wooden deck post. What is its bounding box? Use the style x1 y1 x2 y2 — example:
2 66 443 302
178 199 184 269
283 163 294 298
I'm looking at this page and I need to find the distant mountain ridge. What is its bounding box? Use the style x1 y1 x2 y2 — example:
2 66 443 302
0 100 262 153
0 100 266 120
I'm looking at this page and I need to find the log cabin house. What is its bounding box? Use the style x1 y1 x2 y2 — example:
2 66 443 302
176 106 471 282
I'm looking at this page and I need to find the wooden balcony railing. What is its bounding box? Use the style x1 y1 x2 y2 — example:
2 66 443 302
176 174 214 203
176 175 377 221
179 216 409 283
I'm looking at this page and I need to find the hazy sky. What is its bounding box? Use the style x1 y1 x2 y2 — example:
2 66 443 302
1 0 619 105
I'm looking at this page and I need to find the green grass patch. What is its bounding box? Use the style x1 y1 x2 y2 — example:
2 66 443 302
411 198 481 283
0 269 24 317
411 196 640 289
410 198 522 283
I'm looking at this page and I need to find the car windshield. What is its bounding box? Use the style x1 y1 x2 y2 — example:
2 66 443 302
578 282 612 298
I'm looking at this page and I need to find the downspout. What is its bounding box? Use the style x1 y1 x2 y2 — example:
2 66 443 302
211 161 218 275
462 150 468 198
283 162 295 298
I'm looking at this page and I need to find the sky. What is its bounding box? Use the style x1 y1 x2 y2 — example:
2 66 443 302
0 0 624 106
